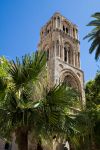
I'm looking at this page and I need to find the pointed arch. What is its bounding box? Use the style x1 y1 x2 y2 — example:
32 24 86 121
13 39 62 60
60 69 81 92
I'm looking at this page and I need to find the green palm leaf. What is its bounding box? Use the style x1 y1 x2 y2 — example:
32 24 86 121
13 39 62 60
84 12 100 60
8 51 46 88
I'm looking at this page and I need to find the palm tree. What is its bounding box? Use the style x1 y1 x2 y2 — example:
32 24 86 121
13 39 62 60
0 52 79 150
84 12 100 60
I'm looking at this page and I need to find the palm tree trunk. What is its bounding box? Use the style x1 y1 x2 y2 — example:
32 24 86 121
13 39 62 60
15 127 28 150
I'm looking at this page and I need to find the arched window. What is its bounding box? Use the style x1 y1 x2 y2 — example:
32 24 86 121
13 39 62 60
56 40 59 56
57 17 60 28
63 75 78 89
64 47 67 62
68 49 72 64
47 30 49 34
63 26 65 32
66 28 68 34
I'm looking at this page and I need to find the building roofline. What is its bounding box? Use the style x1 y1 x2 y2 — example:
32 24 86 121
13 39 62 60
41 12 78 31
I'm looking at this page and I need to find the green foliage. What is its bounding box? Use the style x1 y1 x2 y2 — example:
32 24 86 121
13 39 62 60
0 51 80 150
86 73 100 108
0 52 46 144
84 12 100 60
0 56 9 77
85 73 100 149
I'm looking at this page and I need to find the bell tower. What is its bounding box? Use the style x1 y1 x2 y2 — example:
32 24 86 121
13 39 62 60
38 12 85 103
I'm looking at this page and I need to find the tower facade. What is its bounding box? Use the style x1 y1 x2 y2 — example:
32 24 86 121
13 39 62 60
38 12 85 103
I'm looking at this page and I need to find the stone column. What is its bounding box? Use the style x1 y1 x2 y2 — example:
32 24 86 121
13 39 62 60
76 53 78 67
67 50 68 63
54 42 56 57
62 46 64 61
75 29 77 39
53 18 56 29
75 53 77 67
72 52 73 65
56 18 57 28
58 45 60 57
73 51 76 67
59 18 61 30
59 45 61 58
70 27 73 37
78 52 80 68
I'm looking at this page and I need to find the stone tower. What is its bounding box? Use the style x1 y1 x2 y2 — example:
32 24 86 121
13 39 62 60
38 12 85 103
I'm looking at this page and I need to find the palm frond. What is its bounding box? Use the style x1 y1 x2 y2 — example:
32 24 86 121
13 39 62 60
91 12 100 19
89 39 99 54
84 12 100 60
8 51 46 88
95 44 100 60
87 20 100 27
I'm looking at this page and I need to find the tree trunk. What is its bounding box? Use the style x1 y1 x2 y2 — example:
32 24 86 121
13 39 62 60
15 127 28 150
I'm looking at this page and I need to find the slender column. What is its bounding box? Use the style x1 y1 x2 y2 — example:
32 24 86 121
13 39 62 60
77 53 79 68
76 53 78 67
62 46 64 61
75 53 77 67
55 18 57 28
78 52 80 68
60 45 61 58
72 52 73 65
53 18 56 29
75 29 77 39
70 28 73 37
67 50 68 63
54 42 56 57
58 18 61 30
73 52 76 67
58 45 60 57
53 19 55 29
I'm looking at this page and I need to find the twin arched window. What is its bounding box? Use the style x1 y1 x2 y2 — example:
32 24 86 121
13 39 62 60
63 25 69 34
64 43 73 65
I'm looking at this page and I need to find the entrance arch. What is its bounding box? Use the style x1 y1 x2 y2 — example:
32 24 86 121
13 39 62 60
60 69 81 92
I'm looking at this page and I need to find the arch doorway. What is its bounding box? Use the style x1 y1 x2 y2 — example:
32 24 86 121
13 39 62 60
61 70 81 92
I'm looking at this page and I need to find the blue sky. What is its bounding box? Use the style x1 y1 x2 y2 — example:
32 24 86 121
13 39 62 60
0 0 100 82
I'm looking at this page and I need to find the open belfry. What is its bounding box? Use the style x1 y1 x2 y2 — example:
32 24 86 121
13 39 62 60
38 12 85 104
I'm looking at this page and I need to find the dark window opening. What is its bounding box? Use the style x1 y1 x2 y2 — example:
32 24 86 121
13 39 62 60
63 26 65 32
68 50 71 64
66 28 68 33
56 40 59 56
64 47 67 62
47 50 49 61
47 30 49 34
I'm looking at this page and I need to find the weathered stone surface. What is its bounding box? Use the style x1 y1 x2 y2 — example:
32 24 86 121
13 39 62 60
38 12 85 104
